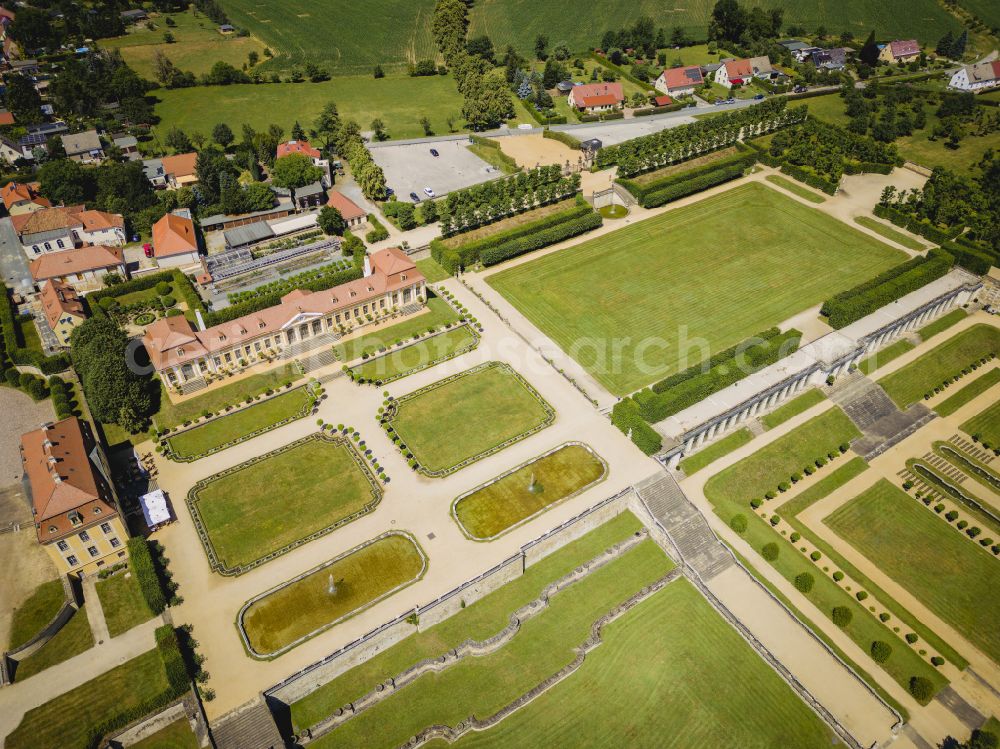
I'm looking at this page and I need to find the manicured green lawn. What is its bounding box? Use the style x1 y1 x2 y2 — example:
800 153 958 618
488 183 906 395
352 326 477 383
166 386 314 460
454 444 607 539
191 435 379 571
879 324 1000 407
291 511 644 732
334 296 460 362
826 479 1000 664
8 579 64 651
242 533 425 656
919 309 967 340
95 572 156 638
415 258 452 283
766 174 826 203
154 74 466 141
761 389 826 429
14 607 93 681
704 407 860 507
310 538 674 749
858 339 915 375
937 368 1000 417
390 363 554 475
853 216 925 251
962 399 1000 447
443 579 835 749
7 647 171 749
16 316 45 357
679 428 752 476
130 718 200 749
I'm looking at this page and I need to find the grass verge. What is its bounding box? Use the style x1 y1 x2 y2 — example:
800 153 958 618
680 428 753 476
858 339 914 375
761 389 826 429
937 368 1000 417
766 174 826 203
853 216 925 251
14 607 93 681
95 572 156 638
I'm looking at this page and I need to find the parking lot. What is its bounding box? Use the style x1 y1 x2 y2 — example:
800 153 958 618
370 138 501 200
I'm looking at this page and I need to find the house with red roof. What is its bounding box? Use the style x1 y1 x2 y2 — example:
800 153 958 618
13 205 126 257
567 82 625 112
277 139 331 187
949 58 1000 92
714 56 772 88
29 244 127 290
326 191 367 230
152 209 200 268
1 181 50 216
40 278 85 346
654 65 703 97
879 39 920 64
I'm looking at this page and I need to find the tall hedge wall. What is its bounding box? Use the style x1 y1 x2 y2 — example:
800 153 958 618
873 204 963 245
619 149 757 209
542 128 581 149
611 398 662 455
617 145 756 206
940 242 996 276
126 536 167 615
481 211 602 266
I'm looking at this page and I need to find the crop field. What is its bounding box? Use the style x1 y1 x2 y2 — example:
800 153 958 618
825 479 1000 664
153 74 466 142
102 9 264 78
488 183 905 395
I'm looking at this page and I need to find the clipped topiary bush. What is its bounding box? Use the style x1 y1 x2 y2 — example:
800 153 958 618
729 514 748 534
909 676 933 702
905 633 918 644
856 590 868 601
832 570 844 582
870 640 892 663
831 606 853 628
794 572 814 593
761 542 779 561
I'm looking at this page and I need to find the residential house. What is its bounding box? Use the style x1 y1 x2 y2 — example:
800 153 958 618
40 278 85 346
0 135 25 164
654 65 703 97
276 140 331 187
326 191 366 229
219 24 235 33
18 121 68 159
13 205 126 257
567 82 625 112
143 152 198 189
10 58 39 75
112 134 140 160
879 39 920 64
29 244 126 289
62 129 105 163
0 109 14 126
143 247 425 386
949 59 1000 92
811 47 849 70
1 181 50 215
20 417 127 577
714 56 772 88
120 8 147 22
152 209 200 268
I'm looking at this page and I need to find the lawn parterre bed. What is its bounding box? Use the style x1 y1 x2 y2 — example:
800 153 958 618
453 443 607 540
825 480 1000 664
937 368 1000 417
766 174 826 203
438 579 835 749
351 325 479 384
962 399 1000 447
130 718 200 749
290 511 644 733
918 309 968 340
334 295 461 363
858 339 915 375
387 362 554 477
7 579 64 651
240 532 426 658
13 607 93 681
95 571 156 638
188 433 381 574
487 183 905 395
165 385 316 461
761 389 826 429
879 324 1000 407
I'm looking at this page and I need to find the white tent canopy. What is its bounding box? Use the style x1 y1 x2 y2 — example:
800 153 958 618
140 489 171 527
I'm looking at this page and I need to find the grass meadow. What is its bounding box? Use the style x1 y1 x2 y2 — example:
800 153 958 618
488 183 905 395
825 479 1000 664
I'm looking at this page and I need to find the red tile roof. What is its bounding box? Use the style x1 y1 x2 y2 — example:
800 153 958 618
40 279 84 329
1 181 48 210
724 59 753 78
29 245 124 282
153 212 198 257
654 95 673 106
326 191 366 221
570 82 624 108
889 39 920 58
160 152 198 180
0 110 14 126
277 140 322 160
660 65 703 90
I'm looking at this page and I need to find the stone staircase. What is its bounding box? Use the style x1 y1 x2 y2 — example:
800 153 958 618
300 346 338 373
211 698 283 749
635 473 734 581
177 376 206 395
281 330 341 360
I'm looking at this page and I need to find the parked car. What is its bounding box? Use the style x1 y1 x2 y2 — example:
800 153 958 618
430 148 439 157
753 93 765 100
793 85 807 93
423 186 435 197
714 98 724 105
725 98 736 104
409 191 420 202
143 243 153 258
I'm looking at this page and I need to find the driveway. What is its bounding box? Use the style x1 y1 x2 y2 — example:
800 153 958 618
0 217 32 293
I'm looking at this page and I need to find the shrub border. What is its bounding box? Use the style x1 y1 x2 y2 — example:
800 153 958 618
186 432 383 575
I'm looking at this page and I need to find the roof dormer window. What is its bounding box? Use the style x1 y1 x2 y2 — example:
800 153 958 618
401 274 407 281
68 510 82 526
177 347 184 356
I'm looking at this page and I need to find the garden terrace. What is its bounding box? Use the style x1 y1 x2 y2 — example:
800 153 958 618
937 369 1000 417
187 433 381 574
878 324 1000 408
826 480 1000 665
679 429 753 476
488 183 906 395
240 532 426 658
452 443 607 540
962 400 1000 448
761 389 827 429
165 385 317 461
387 362 554 477
94 570 156 638
7 579 64 651
333 292 460 363
350 325 479 385
12 606 93 681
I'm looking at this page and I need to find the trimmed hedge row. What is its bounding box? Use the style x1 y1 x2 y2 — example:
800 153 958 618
126 536 167 614
633 329 802 423
202 265 363 326
633 101 692 116
365 213 390 243
779 163 839 195
471 135 521 171
637 156 755 209
611 398 662 455
88 270 175 316
618 145 755 204
843 160 894 176
873 204 961 245
542 128 581 149
431 199 594 273
481 210 602 266
941 241 996 275
156 624 189 694
821 249 954 329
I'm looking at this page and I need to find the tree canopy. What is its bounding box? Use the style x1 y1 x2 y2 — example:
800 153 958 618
270 153 324 189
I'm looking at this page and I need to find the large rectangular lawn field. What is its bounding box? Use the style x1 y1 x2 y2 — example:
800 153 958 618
487 182 906 395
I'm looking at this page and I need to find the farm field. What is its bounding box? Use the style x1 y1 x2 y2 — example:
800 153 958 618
390 363 554 475
309 538 676 749
488 183 906 394
101 8 264 79
154 74 466 142
825 479 1000 664
191 435 379 570
439 579 834 749
878 324 1000 408
453 443 607 539
241 533 425 656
